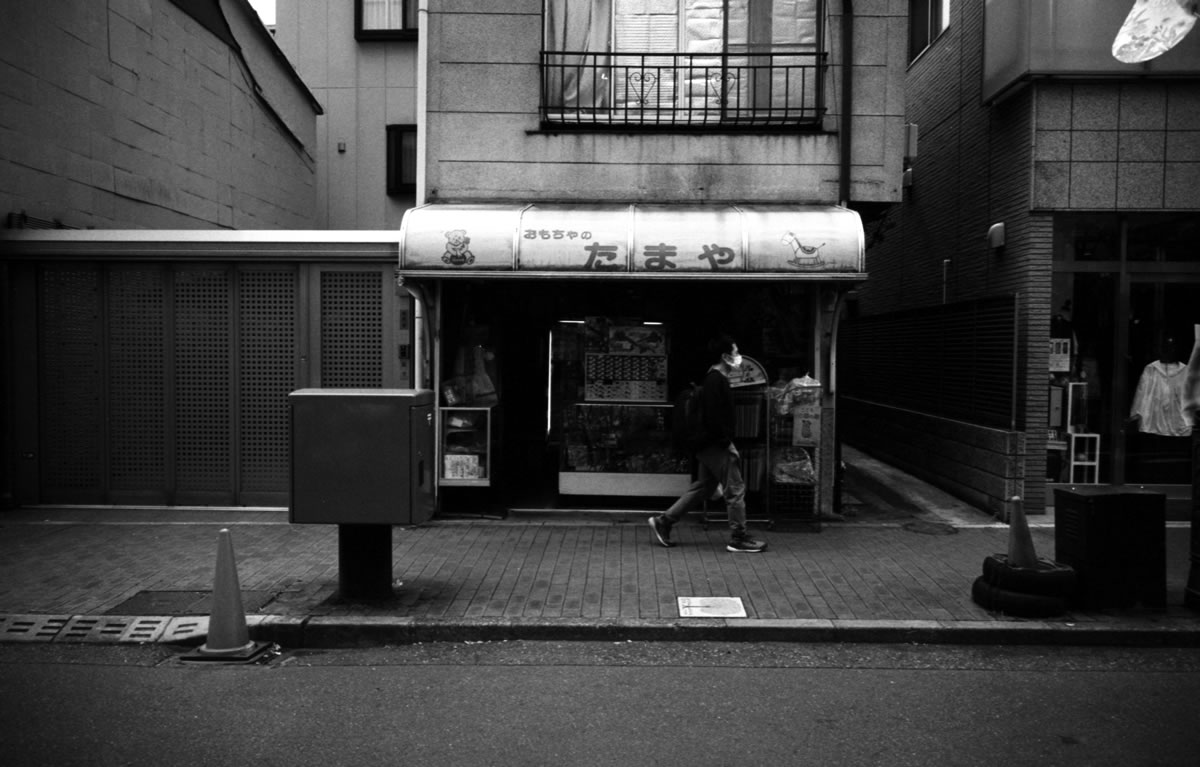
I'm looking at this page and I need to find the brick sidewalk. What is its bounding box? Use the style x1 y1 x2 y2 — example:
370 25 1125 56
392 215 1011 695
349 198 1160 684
1 447 1198 646
0 511 1195 627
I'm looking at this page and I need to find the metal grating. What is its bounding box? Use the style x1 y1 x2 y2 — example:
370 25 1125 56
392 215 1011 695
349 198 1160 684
840 295 1020 429
0 614 70 642
107 268 168 492
33 263 395 504
54 615 170 643
239 268 298 494
39 267 105 499
174 268 233 497
320 271 384 387
163 616 208 644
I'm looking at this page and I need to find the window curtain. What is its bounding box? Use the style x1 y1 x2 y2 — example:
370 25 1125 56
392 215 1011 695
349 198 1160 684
363 0 406 30
545 0 612 109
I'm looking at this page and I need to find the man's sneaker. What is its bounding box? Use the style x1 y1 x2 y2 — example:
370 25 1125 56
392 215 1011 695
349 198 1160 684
648 515 675 548
727 536 767 553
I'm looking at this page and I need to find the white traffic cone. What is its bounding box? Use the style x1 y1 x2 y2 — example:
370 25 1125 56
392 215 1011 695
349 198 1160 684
1006 495 1038 569
182 528 271 663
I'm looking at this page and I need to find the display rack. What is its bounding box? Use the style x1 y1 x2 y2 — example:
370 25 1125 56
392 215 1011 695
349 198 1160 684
439 407 492 486
559 402 691 496
1066 381 1100 484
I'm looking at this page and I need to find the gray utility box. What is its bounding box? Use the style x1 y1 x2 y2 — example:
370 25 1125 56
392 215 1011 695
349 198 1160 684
290 389 435 525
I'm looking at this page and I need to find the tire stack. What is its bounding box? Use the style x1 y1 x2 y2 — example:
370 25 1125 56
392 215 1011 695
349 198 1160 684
971 554 1077 618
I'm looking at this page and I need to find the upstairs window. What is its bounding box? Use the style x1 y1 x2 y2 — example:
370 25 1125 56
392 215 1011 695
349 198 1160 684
541 0 826 129
908 0 949 62
356 0 418 41
387 125 417 196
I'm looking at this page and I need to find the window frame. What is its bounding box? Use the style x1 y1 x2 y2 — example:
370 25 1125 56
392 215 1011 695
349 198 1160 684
908 0 950 63
386 124 417 197
539 0 828 131
355 0 418 42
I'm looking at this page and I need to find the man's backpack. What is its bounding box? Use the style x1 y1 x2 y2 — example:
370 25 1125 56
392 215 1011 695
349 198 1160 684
671 383 705 451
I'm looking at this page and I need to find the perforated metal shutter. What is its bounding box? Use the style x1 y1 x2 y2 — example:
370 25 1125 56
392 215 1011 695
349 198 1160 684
319 270 385 387
239 268 298 505
107 267 168 503
174 268 235 504
38 266 105 502
34 263 398 506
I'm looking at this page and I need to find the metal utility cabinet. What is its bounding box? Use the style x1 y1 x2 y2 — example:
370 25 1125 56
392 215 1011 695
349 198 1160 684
290 389 435 599
290 388 435 525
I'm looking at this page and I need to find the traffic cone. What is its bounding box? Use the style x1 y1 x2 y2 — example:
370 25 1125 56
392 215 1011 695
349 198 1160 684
182 528 271 663
1006 495 1038 569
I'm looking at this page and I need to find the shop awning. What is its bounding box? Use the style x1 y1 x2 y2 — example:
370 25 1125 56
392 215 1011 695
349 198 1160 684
398 204 865 280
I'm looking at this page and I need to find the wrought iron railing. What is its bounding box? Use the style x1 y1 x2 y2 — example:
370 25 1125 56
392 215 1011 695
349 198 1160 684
541 49 826 128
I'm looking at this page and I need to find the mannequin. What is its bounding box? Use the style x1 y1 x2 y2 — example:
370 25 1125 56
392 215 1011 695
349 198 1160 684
1130 336 1191 437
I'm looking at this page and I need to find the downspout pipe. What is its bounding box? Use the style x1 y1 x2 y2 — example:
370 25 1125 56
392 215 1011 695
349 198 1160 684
838 0 853 208
833 0 854 514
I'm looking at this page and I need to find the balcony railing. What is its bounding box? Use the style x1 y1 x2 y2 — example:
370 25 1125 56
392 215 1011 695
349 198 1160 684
541 50 827 129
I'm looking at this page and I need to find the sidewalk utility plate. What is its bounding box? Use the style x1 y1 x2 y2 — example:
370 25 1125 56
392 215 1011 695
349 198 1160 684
677 597 746 618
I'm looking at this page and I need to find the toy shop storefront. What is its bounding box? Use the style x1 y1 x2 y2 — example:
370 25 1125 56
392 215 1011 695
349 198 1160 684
397 203 866 522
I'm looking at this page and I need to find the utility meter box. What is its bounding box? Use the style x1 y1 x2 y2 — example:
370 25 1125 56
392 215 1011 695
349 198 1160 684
290 389 435 525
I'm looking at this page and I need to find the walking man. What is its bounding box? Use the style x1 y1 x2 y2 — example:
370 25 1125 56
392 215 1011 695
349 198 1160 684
649 335 767 552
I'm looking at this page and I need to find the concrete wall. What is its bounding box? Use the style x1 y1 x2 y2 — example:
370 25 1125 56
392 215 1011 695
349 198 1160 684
423 0 906 206
274 0 419 229
0 0 319 230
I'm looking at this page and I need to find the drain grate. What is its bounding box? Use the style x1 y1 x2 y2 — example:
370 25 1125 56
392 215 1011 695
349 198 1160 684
162 616 208 644
0 614 71 642
55 616 170 643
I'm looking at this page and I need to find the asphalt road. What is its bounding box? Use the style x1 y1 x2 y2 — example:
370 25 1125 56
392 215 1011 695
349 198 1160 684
2 641 1199 766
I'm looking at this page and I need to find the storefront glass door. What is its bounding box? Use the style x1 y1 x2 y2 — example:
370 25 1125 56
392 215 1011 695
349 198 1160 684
1051 213 1200 490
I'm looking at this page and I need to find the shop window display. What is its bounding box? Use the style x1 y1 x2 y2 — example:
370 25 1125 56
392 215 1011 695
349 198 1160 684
1050 214 1200 489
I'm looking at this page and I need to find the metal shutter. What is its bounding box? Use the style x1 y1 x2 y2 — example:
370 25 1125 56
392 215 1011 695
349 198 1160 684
174 268 234 504
107 267 168 503
238 267 298 504
319 270 385 387
38 267 105 501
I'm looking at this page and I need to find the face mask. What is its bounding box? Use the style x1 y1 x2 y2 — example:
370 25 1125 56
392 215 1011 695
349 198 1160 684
723 352 743 369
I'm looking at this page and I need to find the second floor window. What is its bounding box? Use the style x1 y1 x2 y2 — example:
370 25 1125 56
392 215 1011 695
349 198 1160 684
387 125 417 196
908 0 949 62
357 0 418 41
542 0 826 129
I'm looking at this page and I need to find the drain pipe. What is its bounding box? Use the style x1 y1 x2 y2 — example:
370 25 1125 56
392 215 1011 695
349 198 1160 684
838 0 854 208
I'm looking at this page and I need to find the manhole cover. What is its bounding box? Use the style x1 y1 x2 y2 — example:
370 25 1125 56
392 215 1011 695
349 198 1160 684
677 596 747 618
106 590 276 615
902 520 957 536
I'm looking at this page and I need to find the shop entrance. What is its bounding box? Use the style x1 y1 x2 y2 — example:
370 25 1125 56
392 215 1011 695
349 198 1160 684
1050 214 1200 510
435 279 820 514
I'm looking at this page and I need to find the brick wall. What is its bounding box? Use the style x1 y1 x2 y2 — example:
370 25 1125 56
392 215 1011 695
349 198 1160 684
0 0 318 229
844 0 1050 516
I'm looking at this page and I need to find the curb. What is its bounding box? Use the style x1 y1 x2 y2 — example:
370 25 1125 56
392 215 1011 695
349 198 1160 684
3 613 1199 649
249 615 1200 650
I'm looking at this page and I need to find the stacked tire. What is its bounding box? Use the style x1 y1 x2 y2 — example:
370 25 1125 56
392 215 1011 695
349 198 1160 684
971 554 1077 618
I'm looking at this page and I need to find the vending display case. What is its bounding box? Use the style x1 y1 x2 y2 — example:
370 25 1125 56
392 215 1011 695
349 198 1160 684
766 376 822 524
440 406 492 486
559 403 691 496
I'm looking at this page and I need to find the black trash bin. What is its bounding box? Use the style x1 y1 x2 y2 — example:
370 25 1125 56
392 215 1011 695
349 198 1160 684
1053 486 1166 609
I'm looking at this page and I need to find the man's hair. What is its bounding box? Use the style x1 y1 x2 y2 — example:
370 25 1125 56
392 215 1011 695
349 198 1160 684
708 333 737 358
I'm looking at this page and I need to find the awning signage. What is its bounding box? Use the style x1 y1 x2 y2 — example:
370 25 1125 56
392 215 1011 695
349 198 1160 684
399 203 864 279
